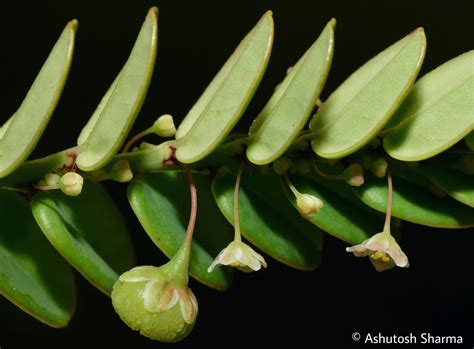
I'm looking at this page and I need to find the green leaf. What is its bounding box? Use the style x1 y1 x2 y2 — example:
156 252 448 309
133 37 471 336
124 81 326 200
353 173 474 228
283 172 383 245
383 51 474 161
31 182 135 295
77 75 119 146
246 19 335 165
76 8 158 171
417 162 474 208
310 29 426 159
0 115 14 140
212 167 323 270
175 11 274 164
0 190 75 327
128 172 233 291
0 21 76 177
465 132 474 151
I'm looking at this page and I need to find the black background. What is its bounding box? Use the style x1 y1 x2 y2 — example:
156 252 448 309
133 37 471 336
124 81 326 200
0 0 473 348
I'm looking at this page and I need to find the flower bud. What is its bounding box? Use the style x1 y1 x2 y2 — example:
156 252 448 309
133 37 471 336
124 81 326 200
139 141 156 150
152 114 176 138
59 172 84 196
273 157 293 175
44 173 61 186
343 164 364 186
110 160 133 183
370 158 388 178
296 194 323 218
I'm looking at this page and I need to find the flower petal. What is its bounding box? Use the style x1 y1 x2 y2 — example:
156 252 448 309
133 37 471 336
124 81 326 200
220 243 243 265
363 232 390 251
143 279 179 313
177 288 198 324
119 265 158 282
386 235 409 268
346 244 369 257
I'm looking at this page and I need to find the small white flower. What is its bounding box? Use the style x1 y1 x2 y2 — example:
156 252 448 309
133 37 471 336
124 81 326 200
346 231 409 272
208 240 267 273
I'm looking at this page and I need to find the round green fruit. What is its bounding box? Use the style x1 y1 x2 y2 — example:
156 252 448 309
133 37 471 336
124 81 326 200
111 280 195 342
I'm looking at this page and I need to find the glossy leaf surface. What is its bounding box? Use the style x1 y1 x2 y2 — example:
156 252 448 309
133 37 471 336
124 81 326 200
212 167 323 270
128 172 233 291
0 190 75 327
284 173 383 245
32 182 135 295
353 173 474 228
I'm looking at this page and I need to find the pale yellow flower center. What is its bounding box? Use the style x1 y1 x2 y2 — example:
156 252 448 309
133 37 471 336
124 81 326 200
370 250 390 262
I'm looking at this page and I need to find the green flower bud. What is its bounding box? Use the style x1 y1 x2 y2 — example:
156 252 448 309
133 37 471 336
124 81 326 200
370 158 388 178
110 160 133 183
343 164 364 187
139 141 156 150
152 114 176 138
273 157 293 175
296 193 323 218
44 173 61 186
112 264 198 343
59 172 84 196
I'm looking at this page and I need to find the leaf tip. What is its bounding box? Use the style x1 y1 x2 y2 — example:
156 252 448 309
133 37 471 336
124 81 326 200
328 18 337 29
148 6 159 16
67 19 78 32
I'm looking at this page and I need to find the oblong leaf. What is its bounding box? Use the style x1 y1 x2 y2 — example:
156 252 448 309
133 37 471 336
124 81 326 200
0 190 76 327
0 115 14 140
246 19 335 165
77 75 120 146
417 162 474 207
175 11 274 164
353 173 474 228
212 167 324 270
283 173 383 245
128 172 233 291
0 21 76 177
383 51 474 161
31 182 135 295
310 29 426 159
76 8 158 171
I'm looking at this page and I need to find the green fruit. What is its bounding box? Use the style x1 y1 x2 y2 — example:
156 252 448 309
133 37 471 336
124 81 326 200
111 281 195 343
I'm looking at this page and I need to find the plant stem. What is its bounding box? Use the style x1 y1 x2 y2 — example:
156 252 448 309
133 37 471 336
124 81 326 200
383 168 393 233
233 163 244 241
313 161 341 180
284 173 301 197
121 128 153 153
0 149 74 187
182 164 197 248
